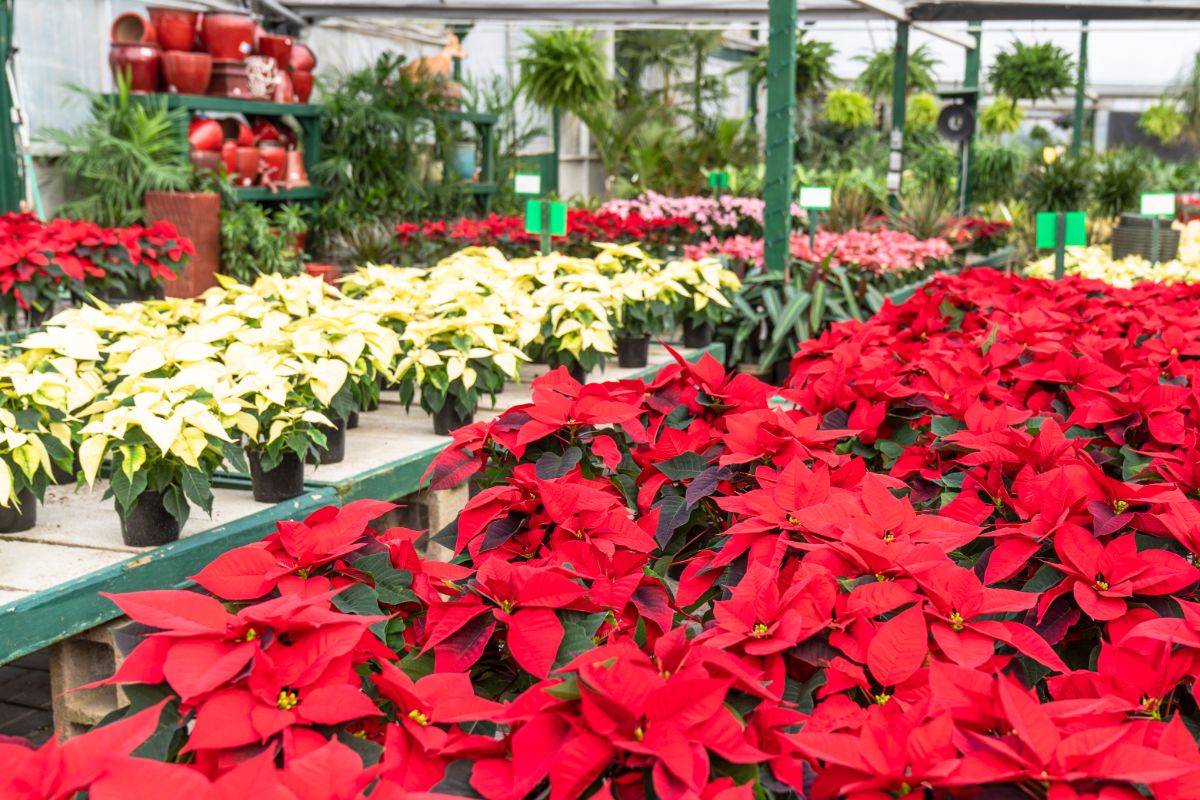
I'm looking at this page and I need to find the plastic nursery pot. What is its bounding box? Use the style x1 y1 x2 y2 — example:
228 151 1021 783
347 410 360 430
568 362 588 384
0 488 37 534
433 404 475 437
120 490 180 547
306 416 347 466
616 336 650 369
247 449 305 504
682 320 713 348
51 456 80 486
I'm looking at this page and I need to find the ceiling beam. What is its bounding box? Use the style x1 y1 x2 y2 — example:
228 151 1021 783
909 1 1200 21
841 0 977 47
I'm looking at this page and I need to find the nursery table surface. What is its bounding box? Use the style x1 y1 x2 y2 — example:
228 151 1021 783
0 343 720 665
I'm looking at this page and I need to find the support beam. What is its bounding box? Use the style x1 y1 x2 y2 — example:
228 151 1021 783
762 0 796 274
842 0 978 48
887 21 908 211
959 20 981 213
0 0 21 214
1072 21 1088 156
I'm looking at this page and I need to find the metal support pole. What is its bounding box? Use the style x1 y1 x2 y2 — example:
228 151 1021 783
887 21 909 211
1071 20 1088 156
763 0 797 274
0 0 22 213
1151 217 1161 265
1054 212 1066 279
541 200 551 256
959 21 981 214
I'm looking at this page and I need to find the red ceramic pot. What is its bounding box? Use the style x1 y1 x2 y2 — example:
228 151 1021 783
188 118 223 152
306 263 340 283
285 149 310 189
208 58 251 99
258 34 292 67
252 119 281 142
289 43 316 72
221 140 238 175
148 7 197 51
233 146 260 187
189 149 222 173
273 70 294 103
109 43 160 93
111 12 155 44
290 70 313 103
163 50 212 95
236 120 255 147
258 141 287 182
201 13 254 60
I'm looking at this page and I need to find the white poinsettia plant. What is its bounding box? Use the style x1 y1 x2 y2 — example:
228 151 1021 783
661 257 742 327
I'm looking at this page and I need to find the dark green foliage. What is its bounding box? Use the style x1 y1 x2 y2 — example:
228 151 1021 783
220 203 307 283
1024 153 1092 212
1090 149 1149 220
988 41 1074 104
855 43 939 99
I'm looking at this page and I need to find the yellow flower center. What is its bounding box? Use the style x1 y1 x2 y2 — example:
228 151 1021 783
277 689 299 710
874 692 892 705
949 611 965 632
883 532 895 542
499 599 514 613
408 709 430 726
633 726 644 741
1113 500 1129 514
1095 580 1109 591
751 622 769 638
244 627 258 642
786 514 800 526
874 573 888 582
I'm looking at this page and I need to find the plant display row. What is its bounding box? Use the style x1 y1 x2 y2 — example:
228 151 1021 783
393 198 807 265
684 227 955 275
1024 245 1200 288
13 268 1200 797
0 250 738 539
0 213 194 320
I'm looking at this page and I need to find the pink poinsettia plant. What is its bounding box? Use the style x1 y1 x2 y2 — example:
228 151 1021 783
13 270 1200 798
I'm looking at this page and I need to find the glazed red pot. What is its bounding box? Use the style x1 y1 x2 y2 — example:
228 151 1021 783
289 43 316 72
273 70 295 103
233 146 260 187
111 12 155 44
188 118 223 152
201 13 254 60
290 70 313 103
163 50 212 95
208 58 251 99
109 43 160 93
258 34 292 67
259 142 287 182
148 7 197 51
252 119 281 142
221 140 238 175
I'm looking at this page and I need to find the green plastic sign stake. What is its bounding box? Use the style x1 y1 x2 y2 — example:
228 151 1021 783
708 170 729 201
1036 211 1086 279
525 200 567 255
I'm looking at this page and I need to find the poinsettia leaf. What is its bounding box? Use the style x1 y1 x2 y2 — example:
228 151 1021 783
685 466 731 508
656 452 709 480
190 545 279 600
535 447 582 480
653 495 691 546
866 604 927 687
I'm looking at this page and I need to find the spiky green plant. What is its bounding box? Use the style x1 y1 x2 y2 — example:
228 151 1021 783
519 29 612 117
854 43 939 100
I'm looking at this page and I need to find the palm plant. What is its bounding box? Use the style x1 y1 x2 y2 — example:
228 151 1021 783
44 72 191 227
737 32 837 102
1024 153 1092 213
855 43 939 100
1090 148 1148 221
519 28 612 155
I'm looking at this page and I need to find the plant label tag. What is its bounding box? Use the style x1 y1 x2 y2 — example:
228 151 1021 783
549 201 567 236
798 186 832 210
515 173 541 196
1035 211 1086 249
1140 192 1176 217
708 171 730 189
525 199 543 234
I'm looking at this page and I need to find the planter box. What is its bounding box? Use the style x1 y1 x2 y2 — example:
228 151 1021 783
144 191 221 298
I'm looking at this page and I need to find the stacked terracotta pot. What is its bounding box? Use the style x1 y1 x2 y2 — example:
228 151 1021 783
107 7 315 103
188 115 309 190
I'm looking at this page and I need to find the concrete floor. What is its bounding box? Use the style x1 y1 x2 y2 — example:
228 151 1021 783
0 650 54 744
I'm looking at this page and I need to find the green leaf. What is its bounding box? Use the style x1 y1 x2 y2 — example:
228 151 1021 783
181 468 213 516
657 451 709 480
808 280 827 331
930 416 966 438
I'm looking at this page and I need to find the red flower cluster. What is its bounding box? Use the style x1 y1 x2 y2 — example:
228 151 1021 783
944 217 1012 253
394 210 699 263
0 213 191 314
13 269 1200 798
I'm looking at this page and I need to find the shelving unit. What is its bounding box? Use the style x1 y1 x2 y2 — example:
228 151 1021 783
437 109 498 212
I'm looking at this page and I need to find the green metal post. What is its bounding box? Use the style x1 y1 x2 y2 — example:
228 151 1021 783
0 0 23 213
541 200 551 256
960 21 981 214
763 0 797 274
1054 212 1066 279
887 21 909 211
748 25 760 121
1071 21 1088 156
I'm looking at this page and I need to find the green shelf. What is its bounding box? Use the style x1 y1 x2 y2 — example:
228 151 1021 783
453 182 496 195
233 186 327 202
162 94 322 118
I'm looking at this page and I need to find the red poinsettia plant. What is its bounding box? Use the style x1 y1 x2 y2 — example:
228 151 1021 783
13 269 1200 799
0 213 190 320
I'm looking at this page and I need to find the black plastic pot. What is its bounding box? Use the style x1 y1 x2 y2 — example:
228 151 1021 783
433 404 475 436
0 488 37 534
568 362 587 384
247 449 305 503
51 456 79 485
616 336 650 368
682 320 713 348
362 393 380 412
120 490 179 547
1112 213 1180 262
306 417 347 465
347 410 360 430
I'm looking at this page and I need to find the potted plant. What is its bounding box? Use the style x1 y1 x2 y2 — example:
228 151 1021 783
394 317 526 435
662 257 742 348
607 268 683 368
77 379 237 546
0 406 68 534
231 405 331 503
219 203 308 284
530 273 616 384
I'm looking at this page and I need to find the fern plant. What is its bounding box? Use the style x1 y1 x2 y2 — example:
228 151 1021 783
43 72 191 227
988 41 1074 105
980 98 1026 136
854 44 939 100
519 29 612 117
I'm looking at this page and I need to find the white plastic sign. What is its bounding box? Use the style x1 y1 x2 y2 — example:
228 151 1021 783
798 186 833 210
1140 192 1176 217
514 173 542 195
